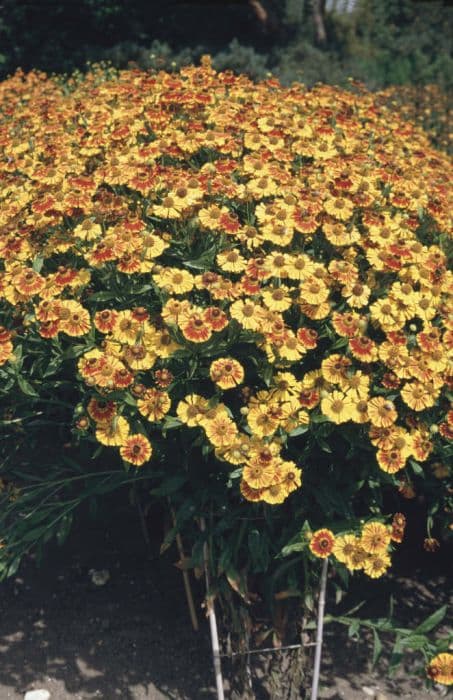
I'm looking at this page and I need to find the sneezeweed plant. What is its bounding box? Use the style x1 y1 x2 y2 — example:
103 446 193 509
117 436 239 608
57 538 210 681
0 59 452 691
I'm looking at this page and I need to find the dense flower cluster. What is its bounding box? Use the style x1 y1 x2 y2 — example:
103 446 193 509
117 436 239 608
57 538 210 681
309 519 400 578
0 62 451 584
376 84 452 155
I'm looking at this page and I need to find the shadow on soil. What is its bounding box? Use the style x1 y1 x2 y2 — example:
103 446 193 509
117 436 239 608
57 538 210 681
0 494 451 699
0 499 214 700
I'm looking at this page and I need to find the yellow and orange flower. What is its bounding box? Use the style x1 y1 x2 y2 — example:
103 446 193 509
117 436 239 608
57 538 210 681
309 529 336 558
120 434 152 466
210 358 244 390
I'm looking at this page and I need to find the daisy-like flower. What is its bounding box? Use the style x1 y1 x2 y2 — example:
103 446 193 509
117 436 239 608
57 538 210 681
247 404 280 438
391 512 406 543
323 196 354 221
340 371 370 399
13 268 45 297
261 286 292 312
87 399 117 424
216 249 246 274
309 529 335 558
296 327 318 349
176 394 209 427
242 461 278 490
95 416 130 447
204 414 238 448
137 389 171 422
349 335 378 362
58 302 91 337
180 310 212 343
299 277 330 305
154 267 194 295
426 653 453 686
153 194 184 219
363 552 391 578
321 354 352 384
343 282 371 308
210 358 244 390
331 312 362 338
113 311 141 344
94 309 118 334
277 332 306 362
279 461 302 495
230 300 264 331
203 306 229 332
333 534 359 564
367 397 398 428
321 391 354 424
261 482 287 505
240 480 264 502
376 448 406 474
360 522 391 554
123 343 156 371
401 381 437 411
120 434 152 466
346 542 368 571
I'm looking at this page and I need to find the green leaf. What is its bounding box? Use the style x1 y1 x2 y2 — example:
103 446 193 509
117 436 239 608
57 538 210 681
163 415 183 430
86 291 118 302
43 356 62 377
372 628 383 666
7 555 22 578
32 256 44 273
399 634 429 650
17 375 39 397
150 474 187 497
56 513 73 546
288 425 309 437
414 605 447 635
280 541 306 557
348 619 360 639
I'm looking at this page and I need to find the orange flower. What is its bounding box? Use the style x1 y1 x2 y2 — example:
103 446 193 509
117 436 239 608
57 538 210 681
309 529 335 558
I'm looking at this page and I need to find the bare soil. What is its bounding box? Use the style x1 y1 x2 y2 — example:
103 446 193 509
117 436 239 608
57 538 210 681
0 499 450 699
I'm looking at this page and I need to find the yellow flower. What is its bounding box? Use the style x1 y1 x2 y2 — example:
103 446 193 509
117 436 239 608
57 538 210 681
154 267 194 295
360 522 391 554
177 394 209 427
216 249 247 273
261 286 292 312
426 653 453 686
367 397 398 428
333 534 359 564
96 417 130 447
321 391 354 424
363 552 391 578
204 414 238 448
210 358 244 390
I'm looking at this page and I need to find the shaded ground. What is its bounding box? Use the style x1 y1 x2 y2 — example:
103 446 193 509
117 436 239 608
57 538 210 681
0 501 450 699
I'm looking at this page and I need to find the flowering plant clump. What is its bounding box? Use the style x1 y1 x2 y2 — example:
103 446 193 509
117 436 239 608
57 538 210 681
0 60 452 688
376 84 452 155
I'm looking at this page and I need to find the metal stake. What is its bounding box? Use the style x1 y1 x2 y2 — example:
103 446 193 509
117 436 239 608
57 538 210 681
310 557 329 700
200 516 225 700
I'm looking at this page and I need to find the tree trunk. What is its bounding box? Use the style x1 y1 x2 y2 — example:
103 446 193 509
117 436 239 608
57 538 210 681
223 597 307 699
311 0 327 43
254 643 306 700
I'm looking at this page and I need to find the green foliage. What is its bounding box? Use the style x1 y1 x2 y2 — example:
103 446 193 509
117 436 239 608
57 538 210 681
0 0 451 88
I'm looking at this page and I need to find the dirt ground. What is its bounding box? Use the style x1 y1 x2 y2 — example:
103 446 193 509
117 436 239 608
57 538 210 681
0 500 450 700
